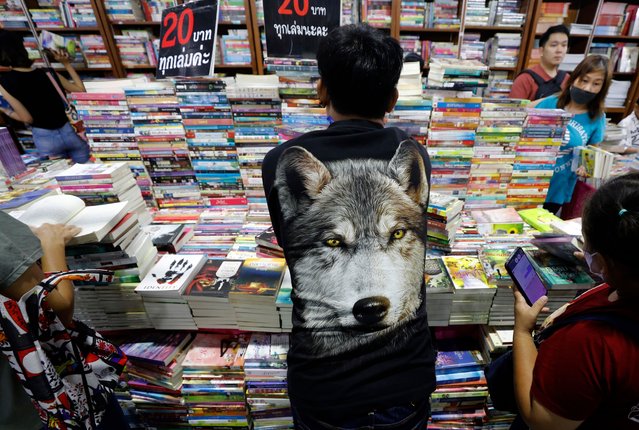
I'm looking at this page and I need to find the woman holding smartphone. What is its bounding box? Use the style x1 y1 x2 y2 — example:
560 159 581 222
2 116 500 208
531 54 611 215
0 30 90 163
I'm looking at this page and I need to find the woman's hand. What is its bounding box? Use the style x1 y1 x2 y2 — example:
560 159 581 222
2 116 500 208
513 289 549 334
50 49 72 65
575 165 589 177
31 223 80 248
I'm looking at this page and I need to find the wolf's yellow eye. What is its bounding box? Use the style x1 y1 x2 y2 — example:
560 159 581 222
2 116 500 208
325 238 341 247
392 229 406 240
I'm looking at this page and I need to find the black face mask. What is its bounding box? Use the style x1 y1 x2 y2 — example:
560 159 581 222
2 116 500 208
570 86 597 105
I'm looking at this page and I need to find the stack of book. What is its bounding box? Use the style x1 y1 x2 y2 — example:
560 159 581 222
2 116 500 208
0 0 28 28
460 33 485 62
507 108 572 208
487 33 521 68
105 0 145 22
255 226 284 258
387 97 432 145
227 74 281 215
575 146 615 187
71 91 153 205
432 0 461 28
175 79 244 202
59 0 96 27
228 258 287 332
442 256 496 325
466 98 528 210
594 2 630 36
426 192 464 255
535 2 569 33
276 69 329 142
263 57 318 74
30 8 64 28
142 223 194 254
119 332 194 429
126 84 202 209
220 30 252 65
430 350 489 425
492 0 525 26
139 0 176 21
464 0 490 25
79 35 112 68
219 0 245 23
244 333 292 429
400 0 426 27
135 253 208 330
182 258 241 329
606 79 632 108
428 59 489 89
275 268 292 332
485 71 514 98
115 31 156 67
362 0 392 28
428 97 482 197
0 127 26 182
227 219 273 259
54 161 151 224
180 204 247 257
181 333 251 429
424 257 455 326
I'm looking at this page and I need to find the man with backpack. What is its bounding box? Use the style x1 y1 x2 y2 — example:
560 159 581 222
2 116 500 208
510 25 571 101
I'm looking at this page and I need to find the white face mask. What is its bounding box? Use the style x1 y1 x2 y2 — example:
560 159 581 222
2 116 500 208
584 251 604 280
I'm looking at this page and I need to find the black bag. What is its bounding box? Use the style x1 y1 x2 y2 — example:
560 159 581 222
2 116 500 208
521 69 567 100
485 312 639 414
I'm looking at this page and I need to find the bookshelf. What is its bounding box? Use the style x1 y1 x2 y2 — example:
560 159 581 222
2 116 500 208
522 0 639 119
390 0 536 77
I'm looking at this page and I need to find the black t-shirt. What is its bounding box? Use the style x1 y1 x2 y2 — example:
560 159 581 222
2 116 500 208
262 119 437 417
0 68 68 130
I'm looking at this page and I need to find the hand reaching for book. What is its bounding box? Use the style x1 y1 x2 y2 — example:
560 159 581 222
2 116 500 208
49 48 72 65
31 223 81 248
575 165 589 178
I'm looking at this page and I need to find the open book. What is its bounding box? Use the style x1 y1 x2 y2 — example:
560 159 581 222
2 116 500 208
15 194 127 245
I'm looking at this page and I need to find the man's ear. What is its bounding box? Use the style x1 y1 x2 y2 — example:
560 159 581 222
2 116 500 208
386 87 399 113
275 146 332 221
317 78 330 108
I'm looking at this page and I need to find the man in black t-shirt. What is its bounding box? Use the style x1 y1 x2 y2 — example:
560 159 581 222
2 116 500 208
262 24 436 429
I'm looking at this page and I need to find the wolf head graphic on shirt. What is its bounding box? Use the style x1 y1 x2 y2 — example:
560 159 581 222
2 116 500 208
275 140 429 357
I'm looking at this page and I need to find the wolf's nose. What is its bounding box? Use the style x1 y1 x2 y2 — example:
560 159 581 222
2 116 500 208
353 297 390 325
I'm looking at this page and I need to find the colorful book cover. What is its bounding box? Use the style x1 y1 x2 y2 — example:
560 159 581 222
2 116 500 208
135 254 207 294
479 247 512 285
119 332 193 366
182 333 247 370
184 259 242 299
254 226 282 251
441 256 492 290
525 249 596 289
518 207 562 233
435 350 485 372
424 258 455 292
229 258 287 299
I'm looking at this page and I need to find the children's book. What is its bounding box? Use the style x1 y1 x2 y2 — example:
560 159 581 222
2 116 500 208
478 246 513 286
424 257 455 293
135 254 208 296
17 194 127 245
184 259 243 301
441 256 493 291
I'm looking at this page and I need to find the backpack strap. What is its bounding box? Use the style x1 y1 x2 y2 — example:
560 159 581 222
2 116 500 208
520 69 566 99
536 312 639 344
521 69 547 88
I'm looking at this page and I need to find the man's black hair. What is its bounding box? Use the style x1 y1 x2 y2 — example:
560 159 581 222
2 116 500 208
0 31 33 68
316 24 404 119
539 24 570 47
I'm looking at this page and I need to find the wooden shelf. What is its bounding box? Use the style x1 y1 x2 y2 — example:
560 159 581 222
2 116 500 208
465 25 523 32
535 32 589 38
124 64 156 69
592 34 639 41
215 64 253 69
400 26 459 33
53 66 112 72
605 107 626 113
613 72 636 77
7 26 100 32
490 66 516 71
218 21 248 26
111 20 160 26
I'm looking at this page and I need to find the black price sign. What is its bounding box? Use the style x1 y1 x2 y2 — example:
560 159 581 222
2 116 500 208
263 0 341 59
156 0 219 78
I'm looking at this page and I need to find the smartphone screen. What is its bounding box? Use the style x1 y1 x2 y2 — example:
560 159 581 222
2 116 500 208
505 248 548 306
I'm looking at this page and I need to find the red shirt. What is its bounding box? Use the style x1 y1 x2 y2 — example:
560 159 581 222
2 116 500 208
509 64 570 101
532 284 639 428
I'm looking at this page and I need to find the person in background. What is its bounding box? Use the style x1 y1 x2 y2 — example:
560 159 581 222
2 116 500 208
510 25 571 101
512 173 639 429
262 24 436 429
616 98 639 154
0 31 90 163
532 54 610 215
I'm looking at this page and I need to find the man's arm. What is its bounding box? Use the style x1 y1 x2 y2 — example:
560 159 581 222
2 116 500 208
509 74 535 100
